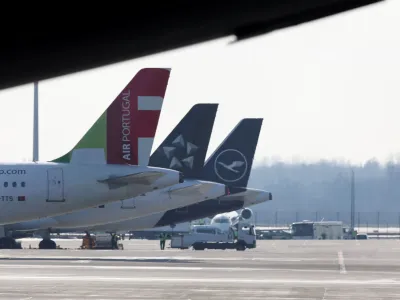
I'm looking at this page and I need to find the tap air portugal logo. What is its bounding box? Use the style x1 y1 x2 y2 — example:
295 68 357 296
214 149 248 183
106 68 170 165
162 134 198 170
51 68 170 165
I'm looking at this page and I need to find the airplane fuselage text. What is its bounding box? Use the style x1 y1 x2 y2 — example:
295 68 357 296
121 89 131 161
0 169 26 175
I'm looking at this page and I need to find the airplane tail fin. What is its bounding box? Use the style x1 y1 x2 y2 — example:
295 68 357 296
201 118 263 187
51 68 171 165
149 104 218 178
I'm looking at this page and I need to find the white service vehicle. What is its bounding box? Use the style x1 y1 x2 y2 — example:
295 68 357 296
80 232 124 250
170 220 256 251
313 221 343 240
291 220 343 240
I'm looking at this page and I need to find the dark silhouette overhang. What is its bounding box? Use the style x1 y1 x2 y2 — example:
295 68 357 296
0 0 384 90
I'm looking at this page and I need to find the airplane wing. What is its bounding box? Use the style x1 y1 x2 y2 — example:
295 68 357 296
168 184 204 197
98 172 166 189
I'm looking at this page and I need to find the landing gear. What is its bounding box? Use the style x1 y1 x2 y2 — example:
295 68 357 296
0 237 20 249
38 239 57 249
37 229 57 249
235 240 246 251
0 226 21 249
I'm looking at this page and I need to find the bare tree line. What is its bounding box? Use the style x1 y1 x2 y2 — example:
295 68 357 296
249 158 400 225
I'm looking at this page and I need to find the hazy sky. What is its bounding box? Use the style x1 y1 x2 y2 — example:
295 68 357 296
0 1 397 166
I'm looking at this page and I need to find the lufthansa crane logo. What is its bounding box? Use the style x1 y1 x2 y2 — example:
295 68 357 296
214 149 248 183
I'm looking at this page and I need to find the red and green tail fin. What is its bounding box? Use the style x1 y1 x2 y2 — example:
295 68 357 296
51 68 171 165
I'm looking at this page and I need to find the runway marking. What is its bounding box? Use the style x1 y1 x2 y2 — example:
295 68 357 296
338 251 347 274
251 258 301 261
0 255 312 262
3 254 400 263
73 260 91 263
322 287 328 300
0 264 320 272
0 275 399 286
0 264 399 276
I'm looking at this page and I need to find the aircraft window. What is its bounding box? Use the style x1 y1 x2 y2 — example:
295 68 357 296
21 182 25 187
12 182 16 188
3 182 8 187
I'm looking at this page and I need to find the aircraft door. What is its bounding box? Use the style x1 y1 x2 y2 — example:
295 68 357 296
47 168 65 202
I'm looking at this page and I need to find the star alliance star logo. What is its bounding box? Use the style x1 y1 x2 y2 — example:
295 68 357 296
214 149 248 183
162 134 198 170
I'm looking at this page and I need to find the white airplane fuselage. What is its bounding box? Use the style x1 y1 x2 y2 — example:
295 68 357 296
0 162 181 225
9 179 227 230
31 188 271 234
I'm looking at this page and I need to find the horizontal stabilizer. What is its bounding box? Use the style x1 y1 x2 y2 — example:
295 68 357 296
98 171 165 190
168 183 204 197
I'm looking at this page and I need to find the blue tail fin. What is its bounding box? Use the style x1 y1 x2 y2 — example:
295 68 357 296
201 118 263 187
149 104 218 178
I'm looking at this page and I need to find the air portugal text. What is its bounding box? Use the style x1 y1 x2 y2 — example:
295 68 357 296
121 89 131 162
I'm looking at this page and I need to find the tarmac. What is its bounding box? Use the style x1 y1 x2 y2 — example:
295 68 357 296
0 238 399 299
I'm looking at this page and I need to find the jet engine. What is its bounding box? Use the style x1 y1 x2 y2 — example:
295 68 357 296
240 208 253 220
